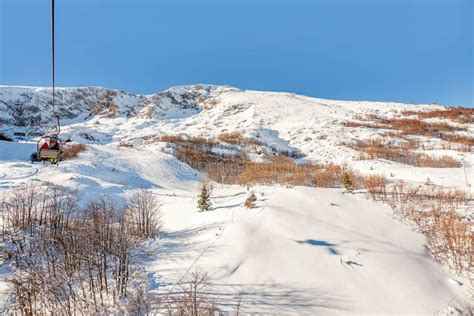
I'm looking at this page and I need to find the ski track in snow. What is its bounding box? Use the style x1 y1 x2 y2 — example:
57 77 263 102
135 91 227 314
0 85 473 314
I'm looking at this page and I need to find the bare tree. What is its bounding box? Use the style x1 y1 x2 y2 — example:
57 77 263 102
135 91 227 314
125 189 161 238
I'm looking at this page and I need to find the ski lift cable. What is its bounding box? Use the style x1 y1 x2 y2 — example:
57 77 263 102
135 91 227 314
51 0 61 136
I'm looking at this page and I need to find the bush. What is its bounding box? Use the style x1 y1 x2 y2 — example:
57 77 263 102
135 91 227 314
388 181 472 274
0 183 154 314
165 271 219 315
244 192 257 208
342 172 354 192
363 174 387 200
118 142 134 148
61 143 87 160
427 209 472 274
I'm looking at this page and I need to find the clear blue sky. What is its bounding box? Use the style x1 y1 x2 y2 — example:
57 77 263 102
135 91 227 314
1 0 473 106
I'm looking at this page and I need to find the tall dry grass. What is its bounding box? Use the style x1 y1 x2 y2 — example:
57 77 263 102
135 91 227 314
353 139 461 168
61 144 87 160
402 108 474 124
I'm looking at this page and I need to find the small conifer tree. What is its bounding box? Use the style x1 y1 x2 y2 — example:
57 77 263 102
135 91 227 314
342 172 354 192
197 183 212 212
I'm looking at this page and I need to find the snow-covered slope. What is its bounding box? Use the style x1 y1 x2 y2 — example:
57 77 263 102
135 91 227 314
0 140 470 314
0 85 472 314
3 84 470 187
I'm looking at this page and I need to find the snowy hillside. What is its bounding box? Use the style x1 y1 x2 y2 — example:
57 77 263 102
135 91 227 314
0 85 472 314
1 84 471 187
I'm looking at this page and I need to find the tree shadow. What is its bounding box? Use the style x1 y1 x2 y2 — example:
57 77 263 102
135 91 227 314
295 239 340 255
212 203 242 211
151 282 352 314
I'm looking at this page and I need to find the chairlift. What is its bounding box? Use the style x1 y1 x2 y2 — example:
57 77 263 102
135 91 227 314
34 0 65 164
36 135 63 164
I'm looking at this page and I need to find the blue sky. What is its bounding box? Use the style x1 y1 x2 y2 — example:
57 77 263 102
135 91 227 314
1 0 472 106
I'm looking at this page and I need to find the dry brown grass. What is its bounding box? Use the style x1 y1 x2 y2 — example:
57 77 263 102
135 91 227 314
118 142 134 148
402 108 474 124
344 115 466 136
148 133 304 162
173 144 361 188
153 134 219 149
353 139 461 168
342 121 369 128
417 155 462 168
61 144 87 160
388 118 463 135
217 132 244 144
442 133 474 149
345 113 472 153
217 132 264 148
148 133 263 148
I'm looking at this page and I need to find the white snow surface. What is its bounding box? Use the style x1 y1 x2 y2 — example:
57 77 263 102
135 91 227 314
0 85 472 314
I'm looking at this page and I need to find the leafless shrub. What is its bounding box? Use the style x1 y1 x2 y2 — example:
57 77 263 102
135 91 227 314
426 208 472 274
441 133 474 152
127 279 150 315
388 181 472 275
342 121 367 128
165 271 218 316
217 131 244 144
244 192 257 208
342 172 354 192
1 183 77 235
61 143 87 160
363 174 387 201
118 142 134 148
417 155 462 168
2 183 157 314
148 134 219 151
